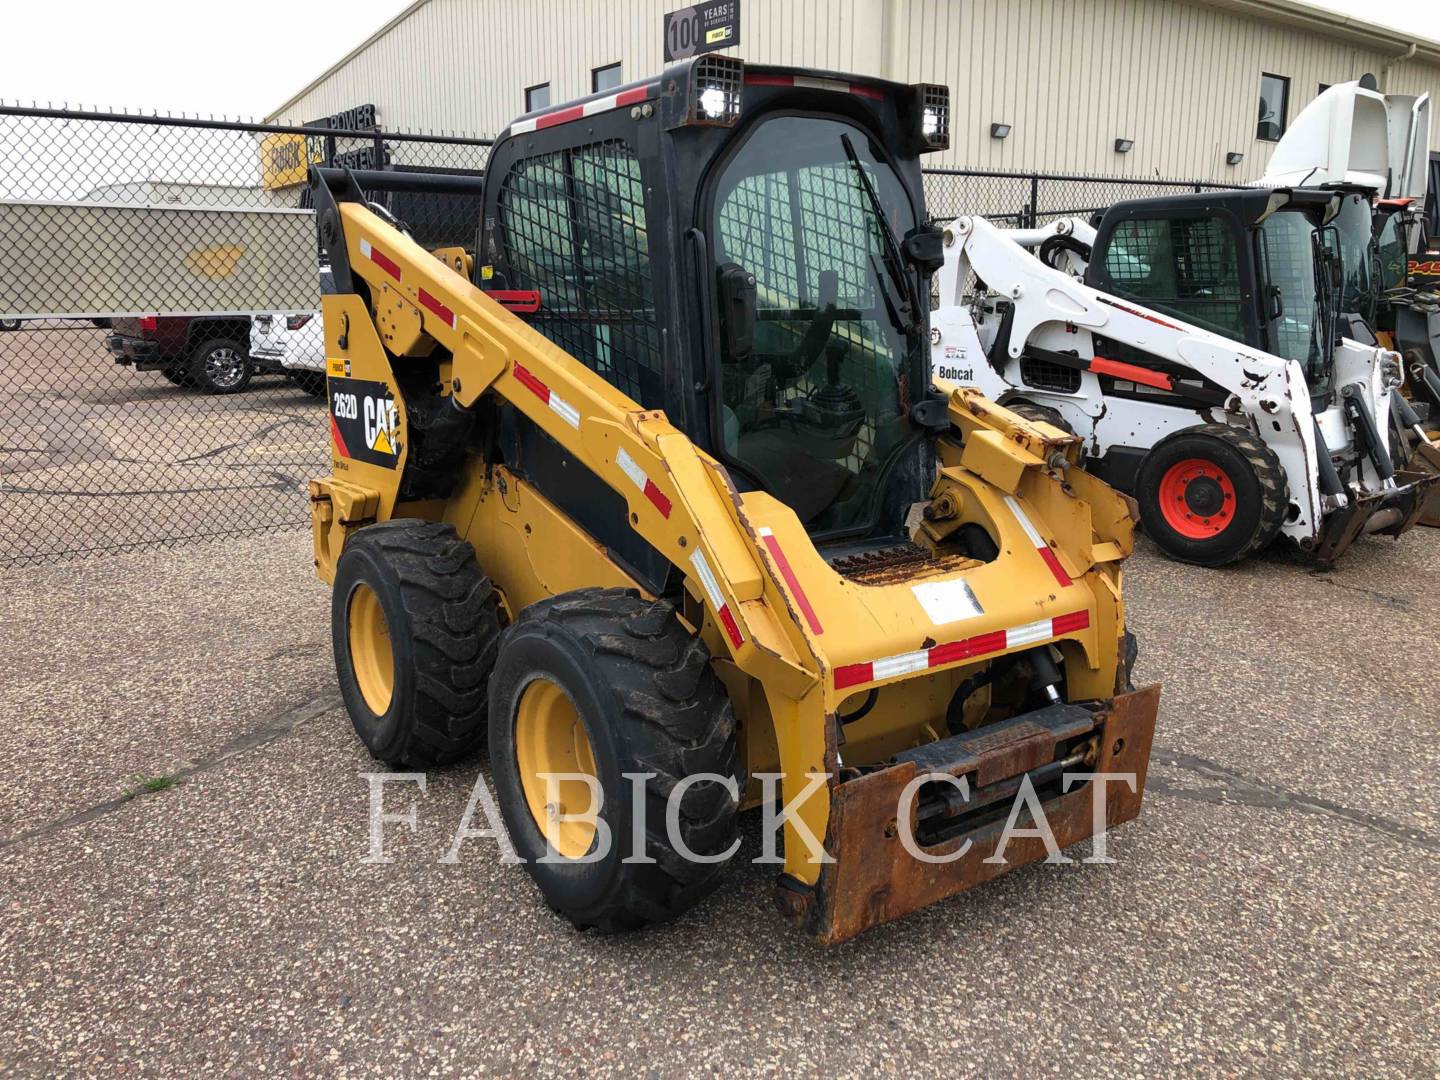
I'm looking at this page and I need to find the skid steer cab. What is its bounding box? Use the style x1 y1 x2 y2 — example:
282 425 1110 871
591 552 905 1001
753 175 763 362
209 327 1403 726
306 55 1159 944
932 185 1440 566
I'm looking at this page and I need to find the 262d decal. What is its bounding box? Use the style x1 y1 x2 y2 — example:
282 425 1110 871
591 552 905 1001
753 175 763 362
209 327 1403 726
330 377 401 467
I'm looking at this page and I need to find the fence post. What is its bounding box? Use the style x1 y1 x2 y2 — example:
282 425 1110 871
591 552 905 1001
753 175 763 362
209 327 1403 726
1027 176 1039 228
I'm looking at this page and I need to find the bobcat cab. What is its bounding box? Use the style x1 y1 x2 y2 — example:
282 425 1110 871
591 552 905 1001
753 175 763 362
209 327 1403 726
309 56 1158 944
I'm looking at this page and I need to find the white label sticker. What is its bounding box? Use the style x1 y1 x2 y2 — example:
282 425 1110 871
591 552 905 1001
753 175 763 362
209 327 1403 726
911 578 985 626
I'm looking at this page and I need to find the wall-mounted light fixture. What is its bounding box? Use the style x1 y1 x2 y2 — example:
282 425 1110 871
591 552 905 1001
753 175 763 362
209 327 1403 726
1226 151 1245 166
1114 137 1135 154
990 122 1012 139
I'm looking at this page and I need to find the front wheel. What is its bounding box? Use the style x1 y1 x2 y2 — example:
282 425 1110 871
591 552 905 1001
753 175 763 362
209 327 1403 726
489 589 740 934
1135 424 1286 566
187 337 252 394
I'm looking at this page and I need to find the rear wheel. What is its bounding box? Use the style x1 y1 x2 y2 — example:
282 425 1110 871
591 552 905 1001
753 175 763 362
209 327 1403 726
1136 424 1286 566
489 588 740 933
332 520 501 766
187 337 252 394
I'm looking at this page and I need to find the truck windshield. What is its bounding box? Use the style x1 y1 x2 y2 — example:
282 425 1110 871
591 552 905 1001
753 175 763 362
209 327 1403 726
1258 210 1332 394
709 116 923 534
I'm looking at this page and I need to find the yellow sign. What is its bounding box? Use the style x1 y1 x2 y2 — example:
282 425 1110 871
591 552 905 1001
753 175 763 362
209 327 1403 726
260 132 322 191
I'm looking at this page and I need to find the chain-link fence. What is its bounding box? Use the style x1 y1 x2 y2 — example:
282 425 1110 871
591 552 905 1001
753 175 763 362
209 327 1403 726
923 168 1239 229
0 105 491 564
0 103 1237 565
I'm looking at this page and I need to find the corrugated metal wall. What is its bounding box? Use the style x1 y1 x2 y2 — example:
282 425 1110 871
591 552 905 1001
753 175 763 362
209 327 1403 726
270 0 1440 180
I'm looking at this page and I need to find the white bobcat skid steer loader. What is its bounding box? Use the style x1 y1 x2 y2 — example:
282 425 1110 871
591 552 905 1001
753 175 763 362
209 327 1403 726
930 190 1439 566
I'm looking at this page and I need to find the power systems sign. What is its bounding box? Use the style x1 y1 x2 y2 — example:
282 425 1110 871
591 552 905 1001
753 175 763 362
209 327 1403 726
261 104 383 191
663 2 740 62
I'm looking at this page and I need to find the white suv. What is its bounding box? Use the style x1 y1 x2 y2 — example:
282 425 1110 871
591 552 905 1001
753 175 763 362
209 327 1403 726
251 266 332 397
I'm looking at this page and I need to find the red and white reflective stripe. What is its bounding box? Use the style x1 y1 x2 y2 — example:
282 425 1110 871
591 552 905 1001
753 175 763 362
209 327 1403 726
1003 494 1072 587
756 527 823 636
745 73 885 100
833 610 1091 690
510 85 653 134
512 363 580 429
358 237 401 281
690 548 744 650
615 447 672 518
1098 295 1182 332
416 287 456 329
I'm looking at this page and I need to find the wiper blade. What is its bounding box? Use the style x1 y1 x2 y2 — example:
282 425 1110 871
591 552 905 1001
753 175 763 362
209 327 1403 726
840 133 921 336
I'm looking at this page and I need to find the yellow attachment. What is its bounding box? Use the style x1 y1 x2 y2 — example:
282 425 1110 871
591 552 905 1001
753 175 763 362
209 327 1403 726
347 584 394 714
959 428 1043 493
515 678 599 858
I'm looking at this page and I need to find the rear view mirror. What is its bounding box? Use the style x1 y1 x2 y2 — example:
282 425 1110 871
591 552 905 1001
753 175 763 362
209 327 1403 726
717 262 756 361
902 225 945 275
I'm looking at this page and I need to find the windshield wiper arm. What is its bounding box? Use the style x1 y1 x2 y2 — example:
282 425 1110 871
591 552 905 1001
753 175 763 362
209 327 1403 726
840 133 922 336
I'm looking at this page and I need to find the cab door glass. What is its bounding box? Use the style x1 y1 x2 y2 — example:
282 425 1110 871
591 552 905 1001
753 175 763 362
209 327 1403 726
1258 210 1330 391
710 116 920 533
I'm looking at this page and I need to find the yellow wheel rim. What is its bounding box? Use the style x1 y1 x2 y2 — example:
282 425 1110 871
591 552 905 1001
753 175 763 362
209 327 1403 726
347 584 394 714
515 678 599 858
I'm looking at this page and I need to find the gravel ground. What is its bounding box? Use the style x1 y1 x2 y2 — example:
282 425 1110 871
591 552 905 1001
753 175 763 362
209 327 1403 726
1 527 1437 1077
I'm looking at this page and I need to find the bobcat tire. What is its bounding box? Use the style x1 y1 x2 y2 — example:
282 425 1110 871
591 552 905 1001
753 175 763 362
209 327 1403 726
1136 424 1286 566
332 520 501 767
489 588 741 933
1006 399 1074 435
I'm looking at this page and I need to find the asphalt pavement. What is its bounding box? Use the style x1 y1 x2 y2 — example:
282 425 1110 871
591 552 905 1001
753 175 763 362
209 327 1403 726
1 527 1436 1077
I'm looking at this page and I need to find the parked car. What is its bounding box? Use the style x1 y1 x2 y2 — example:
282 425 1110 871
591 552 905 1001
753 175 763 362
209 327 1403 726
106 315 270 394
250 266 333 397
251 310 325 395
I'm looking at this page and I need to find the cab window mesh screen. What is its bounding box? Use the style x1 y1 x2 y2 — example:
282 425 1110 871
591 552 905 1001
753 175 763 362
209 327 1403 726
714 151 897 480
497 140 661 407
718 163 880 310
1102 216 1244 339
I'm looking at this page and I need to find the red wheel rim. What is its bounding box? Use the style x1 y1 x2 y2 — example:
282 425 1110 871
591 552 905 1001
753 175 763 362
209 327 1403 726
1158 458 1237 540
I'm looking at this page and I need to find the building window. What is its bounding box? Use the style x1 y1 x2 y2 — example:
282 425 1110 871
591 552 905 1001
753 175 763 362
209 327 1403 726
592 63 623 93
525 83 551 112
1257 73 1290 141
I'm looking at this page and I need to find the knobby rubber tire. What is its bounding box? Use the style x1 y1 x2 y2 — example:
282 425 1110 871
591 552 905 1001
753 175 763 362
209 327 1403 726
489 587 741 934
332 520 501 766
1135 423 1286 566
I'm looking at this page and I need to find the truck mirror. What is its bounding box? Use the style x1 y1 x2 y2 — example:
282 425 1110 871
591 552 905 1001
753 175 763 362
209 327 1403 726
718 262 757 361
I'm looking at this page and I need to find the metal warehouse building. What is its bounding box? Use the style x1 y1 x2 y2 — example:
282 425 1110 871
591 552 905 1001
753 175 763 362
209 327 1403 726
268 0 1440 183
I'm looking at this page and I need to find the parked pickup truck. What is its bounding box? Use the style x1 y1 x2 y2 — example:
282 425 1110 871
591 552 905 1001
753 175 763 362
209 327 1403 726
106 315 276 394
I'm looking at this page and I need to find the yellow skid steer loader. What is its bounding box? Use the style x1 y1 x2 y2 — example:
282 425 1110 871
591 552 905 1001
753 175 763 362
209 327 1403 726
307 56 1160 944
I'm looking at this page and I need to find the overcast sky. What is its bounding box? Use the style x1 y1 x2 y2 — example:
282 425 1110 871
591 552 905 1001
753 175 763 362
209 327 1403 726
1 0 1437 119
